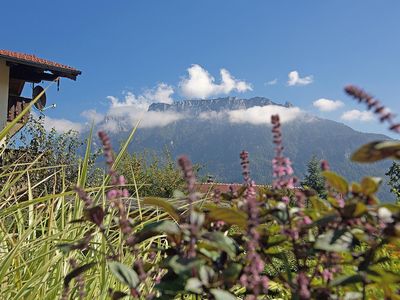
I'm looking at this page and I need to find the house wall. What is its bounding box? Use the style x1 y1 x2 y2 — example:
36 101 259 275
0 59 10 145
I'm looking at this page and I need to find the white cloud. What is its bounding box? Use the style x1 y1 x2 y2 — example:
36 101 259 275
198 111 226 121
340 109 374 122
42 116 83 133
313 98 344 112
287 71 313 86
197 105 304 125
228 105 304 125
143 83 174 104
81 109 104 125
108 83 174 109
265 78 278 85
101 83 183 132
179 64 252 99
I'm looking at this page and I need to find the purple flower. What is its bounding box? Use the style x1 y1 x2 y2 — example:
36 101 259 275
177 156 198 258
239 151 269 297
322 269 334 282
75 186 93 207
297 272 311 300
98 131 132 236
345 85 400 134
98 131 118 184
270 115 297 190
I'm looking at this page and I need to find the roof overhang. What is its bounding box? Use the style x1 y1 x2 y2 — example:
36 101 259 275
0 50 81 82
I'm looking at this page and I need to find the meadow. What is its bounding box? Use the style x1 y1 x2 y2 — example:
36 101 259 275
0 85 400 300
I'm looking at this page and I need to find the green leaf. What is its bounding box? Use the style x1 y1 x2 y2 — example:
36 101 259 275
351 182 362 194
222 263 242 283
315 230 352 252
330 274 363 286
353 202 367 217
366 265 400 284
310 196 330 214
351 140 400 163
108 289 128 300
265 235 287 248
310 214 337 228
203 232 237 258
143 197 180 221
135 220 180 243
322 171 348 194
206 205 247 229
143 220 180 235
210 289 237 300
190 210 205 227
64 262 95 287
199 265 215 286
164 255 203 276
155 271 186 295
173 190 186 198
343 292 363 300
108 261 139 288
185 277 203 294
78 126 93 188
360 176 382 195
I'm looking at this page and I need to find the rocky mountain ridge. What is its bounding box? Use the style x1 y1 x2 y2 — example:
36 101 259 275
148 96 293 114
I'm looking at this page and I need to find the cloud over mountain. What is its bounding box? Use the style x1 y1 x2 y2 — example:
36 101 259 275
81 109 104 125
341 109 374 122
228 105 304 125
102 85 183 132
183 101 304 125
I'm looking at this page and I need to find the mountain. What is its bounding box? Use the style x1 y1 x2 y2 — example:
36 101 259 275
148 96 294 113
109 96 395 201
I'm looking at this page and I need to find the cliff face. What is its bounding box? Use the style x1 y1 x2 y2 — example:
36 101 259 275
148 97 292 114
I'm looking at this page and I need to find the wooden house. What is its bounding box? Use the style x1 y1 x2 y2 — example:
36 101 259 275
0 50 81 140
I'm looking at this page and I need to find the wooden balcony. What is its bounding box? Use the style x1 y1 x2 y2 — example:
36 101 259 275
7 96 30 123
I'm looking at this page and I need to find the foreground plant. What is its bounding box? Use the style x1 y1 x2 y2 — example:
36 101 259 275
57 86 400 300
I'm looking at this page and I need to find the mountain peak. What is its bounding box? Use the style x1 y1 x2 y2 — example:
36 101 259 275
148 96 289 114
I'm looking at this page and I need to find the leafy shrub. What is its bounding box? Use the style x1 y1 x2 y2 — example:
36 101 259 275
60 86 400 299
117 150 189 198
1 117 101 197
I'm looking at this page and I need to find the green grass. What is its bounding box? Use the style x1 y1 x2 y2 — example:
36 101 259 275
0 115 160 299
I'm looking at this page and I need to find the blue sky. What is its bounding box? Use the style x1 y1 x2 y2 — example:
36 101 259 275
2 1 400 136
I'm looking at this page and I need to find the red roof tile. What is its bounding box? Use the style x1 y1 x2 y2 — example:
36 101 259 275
0 50 81 77
195 182 269 194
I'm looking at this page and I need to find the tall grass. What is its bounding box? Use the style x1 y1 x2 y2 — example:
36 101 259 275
0 111 170 299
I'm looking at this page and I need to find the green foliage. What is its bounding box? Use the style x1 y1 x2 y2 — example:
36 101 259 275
1 117 102 197
386 161 400 203
117 150 186 198
1 86 400 300
58 131 400 300
301 156 327 198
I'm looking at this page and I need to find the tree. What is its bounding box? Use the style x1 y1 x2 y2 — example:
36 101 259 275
117 150 188 198
1 116 101 197
301 155 327 198
386 161 400 203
